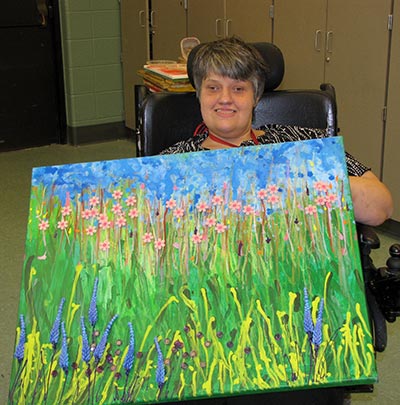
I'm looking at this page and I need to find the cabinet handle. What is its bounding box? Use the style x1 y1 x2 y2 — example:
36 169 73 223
314 30 322 52
138 10 145 28
150 10 157 28
226 19 232 37
326 31 333 53
215 18 223 37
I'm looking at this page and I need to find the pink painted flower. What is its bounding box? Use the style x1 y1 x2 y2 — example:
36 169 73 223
304 205 317 215
99 220 112 229
191 233 203 244
325 193 337 204
154 238 165 250
212 195 224 206
196 201 209 213
257 189 268 199
86 225 97 236
112 203 123 215
173 242 180 249
267 194 280 205
215 223 227 233
229 200 242 212
126 195 137 207
61 205 72 216
112 189 123 200
82 209 92 220
205 217 217 227
128 208 139 218
38 219 49 231
116 216 127 227
173 207 184 218
267 184 279 194
243 205 255 215
100 240 110 251
140 183 145 189
89 208 99 218
98 213 108 222
57 219 69 230
89 196 100 207
315 196 326 206
166 198 177 209
314 181 329 193
143 233 153 243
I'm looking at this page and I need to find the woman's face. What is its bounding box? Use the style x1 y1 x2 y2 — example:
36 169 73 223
199 73 256 139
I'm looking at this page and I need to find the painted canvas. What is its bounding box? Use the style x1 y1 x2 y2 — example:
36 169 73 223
9 137 377 404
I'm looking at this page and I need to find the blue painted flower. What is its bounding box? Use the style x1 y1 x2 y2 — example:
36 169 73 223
93 314 118 363
59 322 69 375
154 337 165 389
80 316 91 364
123 322 135 376
14 314 26 363
50 297 66 348
312 298 324 350
303 288 314 338
88 278 99 328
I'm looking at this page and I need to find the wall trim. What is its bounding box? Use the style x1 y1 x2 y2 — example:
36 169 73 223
67 122 133 146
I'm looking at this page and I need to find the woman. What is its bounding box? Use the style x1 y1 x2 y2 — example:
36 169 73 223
161 37 393 227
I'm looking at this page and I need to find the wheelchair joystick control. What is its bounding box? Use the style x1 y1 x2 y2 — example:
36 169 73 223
386 244 400 275
370 243 400 323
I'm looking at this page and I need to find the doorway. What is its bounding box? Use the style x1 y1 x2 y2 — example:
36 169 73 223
0 0 66 151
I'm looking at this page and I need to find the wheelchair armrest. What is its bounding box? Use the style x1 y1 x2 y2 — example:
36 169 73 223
357 223 380 252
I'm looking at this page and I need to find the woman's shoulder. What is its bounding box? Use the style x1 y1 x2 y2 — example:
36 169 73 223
258 124 328 142
160 133 208 155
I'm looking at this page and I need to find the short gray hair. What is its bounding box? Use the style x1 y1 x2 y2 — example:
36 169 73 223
191 37 268 102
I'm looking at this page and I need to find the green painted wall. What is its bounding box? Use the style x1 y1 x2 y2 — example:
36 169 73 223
59 0 124 127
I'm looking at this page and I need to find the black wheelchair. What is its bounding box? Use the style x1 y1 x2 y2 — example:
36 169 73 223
134 42 400 401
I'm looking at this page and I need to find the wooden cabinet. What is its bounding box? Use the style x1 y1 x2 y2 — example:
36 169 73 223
225 0 273 41
187 0 273 42
187 0 225 42
274 0 392 174
383 1 400 221
121 0 149 129
121 0 186 129
150 0 187 60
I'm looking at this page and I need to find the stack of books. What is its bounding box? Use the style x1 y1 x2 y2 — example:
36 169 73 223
138 63 195 93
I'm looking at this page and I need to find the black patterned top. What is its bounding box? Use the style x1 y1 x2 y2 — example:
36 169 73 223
160 124 369 177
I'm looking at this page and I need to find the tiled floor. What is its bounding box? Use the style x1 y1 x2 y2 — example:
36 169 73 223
0 140 399 404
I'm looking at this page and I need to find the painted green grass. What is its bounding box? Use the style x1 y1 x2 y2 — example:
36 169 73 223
9 176 376 404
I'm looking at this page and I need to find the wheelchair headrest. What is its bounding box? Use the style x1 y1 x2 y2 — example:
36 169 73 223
187 42 285 92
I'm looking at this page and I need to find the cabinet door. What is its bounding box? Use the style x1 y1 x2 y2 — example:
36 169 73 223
325 0 391 173
273 0 327 89
187 0 225 42
383 5 400 220
225 0 273 42
151 0 187 61
121 0 149 129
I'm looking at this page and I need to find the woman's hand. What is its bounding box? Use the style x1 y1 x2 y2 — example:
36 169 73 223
349 171 393 226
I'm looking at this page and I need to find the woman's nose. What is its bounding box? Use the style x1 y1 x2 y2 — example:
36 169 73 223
218 87 233 103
